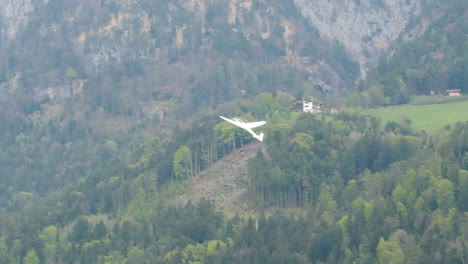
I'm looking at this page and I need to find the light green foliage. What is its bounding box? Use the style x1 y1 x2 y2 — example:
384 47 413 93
376 237 404 264
23 249 40 264
331 120 351 135
127 137 160 170
39 225 58 262
206 240 226 254
343 248 354 264
12 239 22 262
215 117 253 151
433 208 457 238
415 167 434 193
163 248 180 262
270 166 285 186
392 185 407 205
368 85 385 106
446 208 457 236
214 122 238 146
345 92 360 107
401 169 417 192
435 178 455 213
127 247 146 264
183 244 205 262
319 185 337 211
12 191 34 208
173 145 192 180
395 202 408 222
458 169 468 210
364 201 374 227
128 154 151 169
341 180 359 208
104 140 118 153
103 251 126 264
270 110 287 124
66 67 78 78
125 188 152 223
164 239 227 263
40 225 57 243
352 197 366 212
252 92 275 118
389 230 422 263
268 123 292 137
337 215 349 235
291 133 314 150
405 167 438 213
274 91 295 107
404 190 418 211
0 236 11 263
15 133 29 145
414 188 435 213
459 169 468 185
12 191 33 201
82 240 101 261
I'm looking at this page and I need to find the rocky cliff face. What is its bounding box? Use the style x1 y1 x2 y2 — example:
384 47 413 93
0 0 34 46
294 0 424 79
1 0 428 94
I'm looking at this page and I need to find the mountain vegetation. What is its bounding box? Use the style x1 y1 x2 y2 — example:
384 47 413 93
0 0 466 263
1 92 467 263
347 0 467 107
0 0 361 207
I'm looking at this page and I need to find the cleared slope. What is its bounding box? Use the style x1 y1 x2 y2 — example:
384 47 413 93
175 142 266 217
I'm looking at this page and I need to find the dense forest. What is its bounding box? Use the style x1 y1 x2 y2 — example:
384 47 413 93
0 93 467 263
0 0 467 263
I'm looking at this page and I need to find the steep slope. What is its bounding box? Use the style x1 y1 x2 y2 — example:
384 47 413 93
294 0 425 79
0 0 452 212
349 0 467 107
176 142 266 217
0 0 431 111
0 0 34 45
0 0 361 205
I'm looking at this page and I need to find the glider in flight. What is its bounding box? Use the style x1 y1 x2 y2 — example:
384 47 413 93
219 116 266 142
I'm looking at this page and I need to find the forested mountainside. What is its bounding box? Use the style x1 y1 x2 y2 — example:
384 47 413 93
0 0 467 263
349 0 467 107
1 105 467 263
0 0 435 209
0 0 363 205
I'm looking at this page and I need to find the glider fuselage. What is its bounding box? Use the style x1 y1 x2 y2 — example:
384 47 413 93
219 116 266 141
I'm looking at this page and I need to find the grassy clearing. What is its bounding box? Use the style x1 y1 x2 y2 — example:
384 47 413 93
366 99 468 132
411 95 468 105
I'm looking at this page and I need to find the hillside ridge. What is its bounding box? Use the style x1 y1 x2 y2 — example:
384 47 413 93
175 141 266 216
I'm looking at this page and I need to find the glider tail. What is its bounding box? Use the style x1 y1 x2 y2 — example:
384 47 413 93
257 133 264 142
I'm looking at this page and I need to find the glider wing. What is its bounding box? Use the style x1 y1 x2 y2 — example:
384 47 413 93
243 121 266 129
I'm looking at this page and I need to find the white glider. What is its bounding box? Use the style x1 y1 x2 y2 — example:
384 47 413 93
219 116 266 142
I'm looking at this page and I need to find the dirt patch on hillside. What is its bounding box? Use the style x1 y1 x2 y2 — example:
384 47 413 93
175 142 266 217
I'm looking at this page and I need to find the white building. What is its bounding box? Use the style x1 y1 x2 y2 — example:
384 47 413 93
291 98 322 114
446 89 462 96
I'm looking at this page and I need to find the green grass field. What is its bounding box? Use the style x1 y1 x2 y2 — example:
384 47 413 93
366 99 468 132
